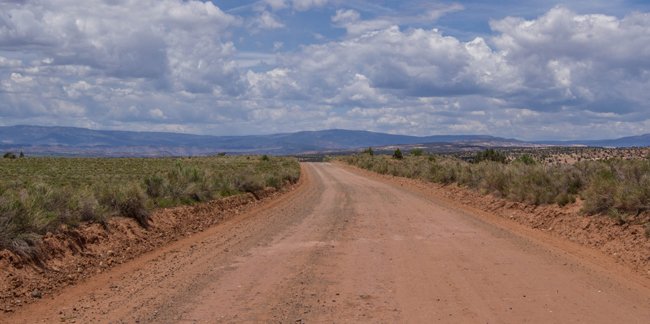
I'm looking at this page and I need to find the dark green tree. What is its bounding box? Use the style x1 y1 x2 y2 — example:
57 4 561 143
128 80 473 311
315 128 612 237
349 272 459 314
473 149 507 163
393 148 403 160
362 147 374 156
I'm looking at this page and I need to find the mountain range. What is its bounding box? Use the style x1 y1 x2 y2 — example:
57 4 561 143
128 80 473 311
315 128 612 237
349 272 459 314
0 125 648 157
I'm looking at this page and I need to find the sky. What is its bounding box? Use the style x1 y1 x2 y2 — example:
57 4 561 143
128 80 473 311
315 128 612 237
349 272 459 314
1 1 650 140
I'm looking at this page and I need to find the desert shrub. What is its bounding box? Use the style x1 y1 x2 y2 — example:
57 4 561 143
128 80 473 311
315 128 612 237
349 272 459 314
234 175 265 193
0 191 41 238
281 166 301 184
410 148 424 156
612 160 650 214
77 193 106 225
393 149 403 160
473 149 507 164
118 185 150 227
164 163 210 202
0 185 69 257
427 159 460 184
580 161 636 215
98 184 150 228
506 165 551 204
212 174 238 197
182 182 213 203
265 174 282 189
475 162 509 196
572 160 648 214
0 156 300 254
261 154 270 161
514 154 536 165
340 154 650 214
144 174 166 198
3 152 16 159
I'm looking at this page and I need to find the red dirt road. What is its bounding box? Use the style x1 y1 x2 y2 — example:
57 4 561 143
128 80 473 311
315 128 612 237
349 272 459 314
6 163 650 323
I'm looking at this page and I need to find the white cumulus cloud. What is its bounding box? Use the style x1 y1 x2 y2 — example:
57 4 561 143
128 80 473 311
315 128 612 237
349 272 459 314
1 3 650 140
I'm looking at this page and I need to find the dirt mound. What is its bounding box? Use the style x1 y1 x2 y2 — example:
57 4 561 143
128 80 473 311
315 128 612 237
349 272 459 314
339 162 650 279
0 186 293 313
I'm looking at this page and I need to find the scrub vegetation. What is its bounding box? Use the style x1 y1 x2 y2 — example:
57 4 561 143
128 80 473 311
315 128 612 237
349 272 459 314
341 150 650 231
0 156 300 256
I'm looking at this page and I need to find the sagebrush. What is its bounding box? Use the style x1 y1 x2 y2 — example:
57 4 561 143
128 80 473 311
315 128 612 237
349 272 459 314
0 156 300 255
340 154 650 216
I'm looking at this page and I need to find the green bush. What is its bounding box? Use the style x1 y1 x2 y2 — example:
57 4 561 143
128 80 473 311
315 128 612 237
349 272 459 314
234 175 265 193
144 174 166 198
97 184 149 227
393 149 403 160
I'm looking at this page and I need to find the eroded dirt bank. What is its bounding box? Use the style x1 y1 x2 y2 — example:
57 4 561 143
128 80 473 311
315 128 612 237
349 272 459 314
0 179 300 313
3 163 650 323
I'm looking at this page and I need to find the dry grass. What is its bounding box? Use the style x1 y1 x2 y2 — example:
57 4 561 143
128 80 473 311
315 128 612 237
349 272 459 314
0 156 300 256
340 152 650 226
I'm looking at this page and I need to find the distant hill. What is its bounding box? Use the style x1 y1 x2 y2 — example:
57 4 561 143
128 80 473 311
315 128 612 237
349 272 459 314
537 134 650 148
0 125 522 156
0 125 648 157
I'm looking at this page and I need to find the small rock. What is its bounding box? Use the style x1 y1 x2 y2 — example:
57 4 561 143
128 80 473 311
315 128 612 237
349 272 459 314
31 289 42 299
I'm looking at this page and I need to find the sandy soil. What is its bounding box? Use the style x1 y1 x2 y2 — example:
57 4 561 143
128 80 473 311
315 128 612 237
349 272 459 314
3 163 650 323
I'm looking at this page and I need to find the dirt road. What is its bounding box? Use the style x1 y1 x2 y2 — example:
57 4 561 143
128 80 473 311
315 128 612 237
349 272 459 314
7 163 650 323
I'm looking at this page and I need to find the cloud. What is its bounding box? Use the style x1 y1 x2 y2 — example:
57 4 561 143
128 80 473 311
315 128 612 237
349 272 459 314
261 26 504 100
292 0 329 12
263 0 288 11
248 6 650 138
1 3 650 140
332 9 360 25
0 0 239 81
425 3 464 21
331 3 463 36
256 0 328 13
490 6 650 113
254 11 285 30
0 0 245 126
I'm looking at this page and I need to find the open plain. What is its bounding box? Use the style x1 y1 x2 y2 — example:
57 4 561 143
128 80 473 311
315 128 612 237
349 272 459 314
4 162 650 323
